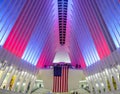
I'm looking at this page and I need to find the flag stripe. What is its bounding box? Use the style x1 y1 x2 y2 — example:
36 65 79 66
53 66 69 93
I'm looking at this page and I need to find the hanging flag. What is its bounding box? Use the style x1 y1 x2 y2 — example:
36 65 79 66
53 65 69 93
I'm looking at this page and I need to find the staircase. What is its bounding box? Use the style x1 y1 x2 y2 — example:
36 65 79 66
0 89 23 94
31 88 51 94
31 88 90 94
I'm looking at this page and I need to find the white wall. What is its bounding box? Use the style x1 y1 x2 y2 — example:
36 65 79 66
68 69 85 91
37 69 86 91
37 69 53 90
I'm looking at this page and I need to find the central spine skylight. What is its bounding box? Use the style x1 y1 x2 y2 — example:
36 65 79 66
58 0 68 45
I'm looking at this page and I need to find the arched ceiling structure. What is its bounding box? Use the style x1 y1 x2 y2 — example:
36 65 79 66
0 0 120 69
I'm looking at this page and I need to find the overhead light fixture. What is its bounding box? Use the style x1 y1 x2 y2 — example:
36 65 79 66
79 80 87 83
36 80 43 83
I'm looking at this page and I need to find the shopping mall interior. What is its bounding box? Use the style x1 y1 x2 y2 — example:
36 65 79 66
0 0 120 94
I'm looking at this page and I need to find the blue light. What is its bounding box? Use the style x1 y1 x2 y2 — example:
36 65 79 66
71 3 100 66
0 0 26 46
96 0 120 48
22 10 54 65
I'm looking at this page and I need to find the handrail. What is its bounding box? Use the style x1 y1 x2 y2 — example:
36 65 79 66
31 87 40 93
83 87 91 93
0 89 23 94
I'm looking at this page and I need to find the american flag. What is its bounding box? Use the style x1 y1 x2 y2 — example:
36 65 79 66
53 65 69 93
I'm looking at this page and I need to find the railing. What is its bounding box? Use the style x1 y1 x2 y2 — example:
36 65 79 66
31 88 52 94
73 88 90 94
82 86 91 93
103 90 120 94
31 87 40 93
0 89 23 94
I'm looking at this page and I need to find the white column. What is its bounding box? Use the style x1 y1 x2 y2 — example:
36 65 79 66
116 65 120 81
17 71 27 92
27 76 36 94
11 70 21 91
107 69 117 91
99 72 109 93
105 69 114 91
116 65 120 75
86 77 93 94
111 68 120 90
5 68 16 89
90 76 98 94
23 74 32 93
95 65 108 93
94 74 104 94
0 66 9 86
